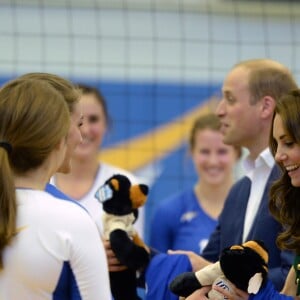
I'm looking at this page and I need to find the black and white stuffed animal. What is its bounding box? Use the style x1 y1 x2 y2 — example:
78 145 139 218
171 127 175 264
96 174 150 300
169 240 269 299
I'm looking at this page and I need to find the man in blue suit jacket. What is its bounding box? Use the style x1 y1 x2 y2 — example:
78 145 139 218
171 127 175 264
201 166 290 291
171 59 298 299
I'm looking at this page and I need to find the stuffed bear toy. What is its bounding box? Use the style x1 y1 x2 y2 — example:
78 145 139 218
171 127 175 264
169 240 269 299
95 174 150 300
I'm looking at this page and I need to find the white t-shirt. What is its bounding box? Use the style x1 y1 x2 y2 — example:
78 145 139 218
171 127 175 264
0 189 111 300
51 163 145 238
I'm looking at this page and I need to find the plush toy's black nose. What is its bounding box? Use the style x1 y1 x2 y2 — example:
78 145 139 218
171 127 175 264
140 184 149 195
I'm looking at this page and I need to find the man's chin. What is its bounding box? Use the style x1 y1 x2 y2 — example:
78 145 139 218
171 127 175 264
222 136 235 146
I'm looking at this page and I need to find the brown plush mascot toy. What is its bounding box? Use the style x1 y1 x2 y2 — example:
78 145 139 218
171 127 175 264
95 174 150 300
170 240 269 299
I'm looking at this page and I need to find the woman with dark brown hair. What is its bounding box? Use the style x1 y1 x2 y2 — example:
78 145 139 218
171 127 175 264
208 90 300 300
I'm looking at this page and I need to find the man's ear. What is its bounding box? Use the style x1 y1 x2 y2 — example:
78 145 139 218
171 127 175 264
260 96 275 119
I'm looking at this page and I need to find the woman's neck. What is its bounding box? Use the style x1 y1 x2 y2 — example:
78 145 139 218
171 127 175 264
64 156 99 179
15 169 50 190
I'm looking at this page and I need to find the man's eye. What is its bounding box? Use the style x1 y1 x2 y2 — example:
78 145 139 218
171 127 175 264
226 96 235 102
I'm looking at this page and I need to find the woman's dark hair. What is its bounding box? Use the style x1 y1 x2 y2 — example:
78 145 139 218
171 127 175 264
269 89 300 252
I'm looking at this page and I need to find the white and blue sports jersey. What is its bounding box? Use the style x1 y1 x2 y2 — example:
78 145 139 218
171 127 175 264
0 189 111 300
46 183 87 212
150 189 217 254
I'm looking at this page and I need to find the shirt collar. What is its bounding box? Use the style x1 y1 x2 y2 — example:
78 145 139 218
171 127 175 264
243 147 275 174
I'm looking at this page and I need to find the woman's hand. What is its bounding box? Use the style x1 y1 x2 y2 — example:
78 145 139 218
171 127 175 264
102 239 127 272
185 286 211 300
281 266 297 296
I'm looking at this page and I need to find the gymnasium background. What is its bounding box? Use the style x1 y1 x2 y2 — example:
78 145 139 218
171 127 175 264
1 0 300 242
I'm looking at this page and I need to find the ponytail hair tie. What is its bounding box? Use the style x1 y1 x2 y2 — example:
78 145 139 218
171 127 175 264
0 141 12 154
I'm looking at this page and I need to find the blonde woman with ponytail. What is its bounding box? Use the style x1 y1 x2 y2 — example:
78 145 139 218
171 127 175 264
0 77 110 299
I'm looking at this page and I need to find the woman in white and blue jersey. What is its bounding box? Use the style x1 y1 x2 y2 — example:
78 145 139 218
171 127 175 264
0 77 111 299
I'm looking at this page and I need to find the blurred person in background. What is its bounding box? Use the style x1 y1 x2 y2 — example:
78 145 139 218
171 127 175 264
149 113 241 254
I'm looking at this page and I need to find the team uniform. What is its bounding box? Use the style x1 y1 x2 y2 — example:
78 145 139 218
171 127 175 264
0 189 111 300
46 183 87 211
51 162 144 237
150 189 217 253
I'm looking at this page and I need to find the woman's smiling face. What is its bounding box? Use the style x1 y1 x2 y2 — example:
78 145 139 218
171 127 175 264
191 128 238 186
73 92 107 159
273 113 300 187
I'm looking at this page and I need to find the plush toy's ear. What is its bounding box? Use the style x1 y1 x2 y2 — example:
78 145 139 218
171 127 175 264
247 272 263 294
110 178 120 191
242 240 268 265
